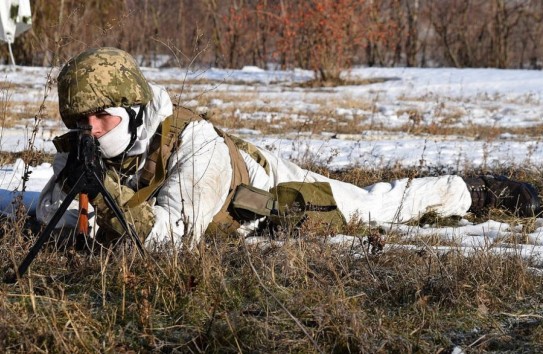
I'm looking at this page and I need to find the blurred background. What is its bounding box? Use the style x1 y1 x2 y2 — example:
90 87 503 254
3 0 543 78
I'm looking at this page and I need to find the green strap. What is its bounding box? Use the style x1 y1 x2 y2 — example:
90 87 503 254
205 129 250 235
125 119 172 207
227 134 270 175
124 107 199 207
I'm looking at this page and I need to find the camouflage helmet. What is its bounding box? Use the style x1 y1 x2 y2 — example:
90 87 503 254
57 47 153 128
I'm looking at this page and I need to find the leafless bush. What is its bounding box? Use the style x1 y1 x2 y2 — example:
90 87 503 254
6 0 543 71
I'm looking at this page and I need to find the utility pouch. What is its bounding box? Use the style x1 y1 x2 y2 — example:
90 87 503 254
231 183 277 221
269 182 346 233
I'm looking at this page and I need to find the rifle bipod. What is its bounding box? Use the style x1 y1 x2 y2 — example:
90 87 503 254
3 134 146 284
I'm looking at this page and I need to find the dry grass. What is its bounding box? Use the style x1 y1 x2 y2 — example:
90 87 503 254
0 83 57 129
296 77 396 88
156 85 543 141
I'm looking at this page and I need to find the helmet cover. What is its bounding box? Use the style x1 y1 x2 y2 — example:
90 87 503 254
57 47 152 128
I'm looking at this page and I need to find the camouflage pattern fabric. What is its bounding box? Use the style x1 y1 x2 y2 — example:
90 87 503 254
57 47 153 128
269 182 347 234
92 170 155 243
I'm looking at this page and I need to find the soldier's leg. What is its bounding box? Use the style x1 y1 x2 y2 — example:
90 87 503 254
464 175 541 217
330 175 471 223
257 150 471 224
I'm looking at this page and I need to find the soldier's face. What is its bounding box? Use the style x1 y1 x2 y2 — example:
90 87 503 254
81 112 122 138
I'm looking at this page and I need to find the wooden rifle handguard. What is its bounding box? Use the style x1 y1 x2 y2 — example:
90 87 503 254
77 192 89 236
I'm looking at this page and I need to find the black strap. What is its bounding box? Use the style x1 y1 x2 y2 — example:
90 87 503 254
125 105 145 153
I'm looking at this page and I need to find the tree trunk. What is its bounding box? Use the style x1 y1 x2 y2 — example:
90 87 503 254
405 0 419 67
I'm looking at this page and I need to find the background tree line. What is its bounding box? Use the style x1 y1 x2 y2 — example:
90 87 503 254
4 0 543 80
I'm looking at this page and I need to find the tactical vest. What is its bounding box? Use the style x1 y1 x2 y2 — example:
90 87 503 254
53 106 347 236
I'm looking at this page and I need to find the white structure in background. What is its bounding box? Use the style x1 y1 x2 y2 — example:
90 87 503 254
0 0 32 66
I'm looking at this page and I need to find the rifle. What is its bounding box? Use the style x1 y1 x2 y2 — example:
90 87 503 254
4 125 146 283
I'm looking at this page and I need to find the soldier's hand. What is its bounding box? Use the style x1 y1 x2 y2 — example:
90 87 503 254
95 202 154 247
91 170 155 244
60 140 105 198
60 149 86 190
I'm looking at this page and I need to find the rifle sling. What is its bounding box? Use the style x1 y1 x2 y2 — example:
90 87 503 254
125 116 183 208
206 127 250 235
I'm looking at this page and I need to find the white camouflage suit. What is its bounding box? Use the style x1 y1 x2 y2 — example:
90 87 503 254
37 83 472 248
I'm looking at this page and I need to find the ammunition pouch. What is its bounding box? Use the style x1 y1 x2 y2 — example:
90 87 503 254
229 181 346 234
231 184 277 220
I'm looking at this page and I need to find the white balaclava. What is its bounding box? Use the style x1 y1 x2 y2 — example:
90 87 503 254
97 83 172 159
98 106 139 158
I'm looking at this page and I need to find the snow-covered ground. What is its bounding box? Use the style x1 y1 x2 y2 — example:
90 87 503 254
1 64 543 261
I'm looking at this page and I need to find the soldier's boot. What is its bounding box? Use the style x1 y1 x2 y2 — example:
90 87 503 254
463 175 541 217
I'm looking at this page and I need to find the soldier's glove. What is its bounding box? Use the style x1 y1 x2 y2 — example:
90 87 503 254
60 143 105 199
91 170 155 245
